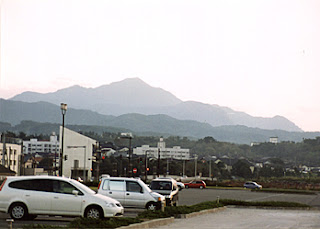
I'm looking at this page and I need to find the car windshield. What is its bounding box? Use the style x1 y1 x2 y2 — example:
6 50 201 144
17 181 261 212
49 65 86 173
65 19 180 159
150 181 172 190
70 179 95 194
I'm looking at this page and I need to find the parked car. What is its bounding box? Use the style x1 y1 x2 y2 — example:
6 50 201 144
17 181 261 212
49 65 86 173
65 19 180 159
184 180 206 189
155 177 185 191
0 176 124 220
97 176 165 210
244 181 262 189
176 181 185 190
149 178 179 206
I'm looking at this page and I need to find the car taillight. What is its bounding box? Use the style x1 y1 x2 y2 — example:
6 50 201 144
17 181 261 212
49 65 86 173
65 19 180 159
97 180 101 189
0 178 7 191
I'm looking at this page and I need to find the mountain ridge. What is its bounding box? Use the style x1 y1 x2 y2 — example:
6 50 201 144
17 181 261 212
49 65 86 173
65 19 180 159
9 78 302 132
1 99 318 144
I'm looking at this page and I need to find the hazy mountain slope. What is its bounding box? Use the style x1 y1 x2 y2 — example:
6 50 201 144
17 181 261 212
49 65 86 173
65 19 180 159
219 106 302 132
10 78 302 132
11 78 182 112
0 99 115 126
0 99 319 144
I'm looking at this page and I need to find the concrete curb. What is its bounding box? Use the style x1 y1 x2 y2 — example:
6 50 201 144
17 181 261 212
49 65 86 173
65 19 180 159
117 217 175 229
175 206 227 219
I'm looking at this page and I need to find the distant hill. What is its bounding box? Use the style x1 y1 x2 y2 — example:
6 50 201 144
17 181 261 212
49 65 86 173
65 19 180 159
10 78 302 132
0 99 319 144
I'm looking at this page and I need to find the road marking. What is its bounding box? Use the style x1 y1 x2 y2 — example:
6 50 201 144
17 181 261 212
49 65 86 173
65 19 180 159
246 193 285 202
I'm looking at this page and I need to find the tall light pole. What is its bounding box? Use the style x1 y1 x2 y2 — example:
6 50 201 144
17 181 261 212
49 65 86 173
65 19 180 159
59 103 67 176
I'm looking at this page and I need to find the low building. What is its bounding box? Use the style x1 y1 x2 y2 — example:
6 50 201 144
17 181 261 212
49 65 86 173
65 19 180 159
0 143 23 175
269 137 279 144
133 138 190 160
23 133 59 154
60 127 98 182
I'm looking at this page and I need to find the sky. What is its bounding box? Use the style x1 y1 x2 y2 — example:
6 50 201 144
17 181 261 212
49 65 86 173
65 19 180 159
1 0 320 132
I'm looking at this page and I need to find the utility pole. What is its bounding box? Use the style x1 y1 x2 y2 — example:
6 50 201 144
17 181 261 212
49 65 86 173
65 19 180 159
157 148 161 177
194 154 198 178
1 133 6 166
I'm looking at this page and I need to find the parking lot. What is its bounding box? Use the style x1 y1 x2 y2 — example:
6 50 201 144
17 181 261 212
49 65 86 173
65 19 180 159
1 188 319 228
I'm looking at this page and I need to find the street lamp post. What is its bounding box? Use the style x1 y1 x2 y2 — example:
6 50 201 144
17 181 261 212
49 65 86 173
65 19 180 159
60 103 67 176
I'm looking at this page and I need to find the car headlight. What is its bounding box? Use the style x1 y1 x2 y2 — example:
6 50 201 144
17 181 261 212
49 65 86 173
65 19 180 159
106 202 116 208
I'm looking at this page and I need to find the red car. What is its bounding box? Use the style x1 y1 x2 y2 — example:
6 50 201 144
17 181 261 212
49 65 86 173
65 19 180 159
184 180 206 189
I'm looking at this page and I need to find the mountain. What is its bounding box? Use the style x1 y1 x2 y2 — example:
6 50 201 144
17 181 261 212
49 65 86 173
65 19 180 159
10 78 302 132
1 99 318 144
0 99 114 126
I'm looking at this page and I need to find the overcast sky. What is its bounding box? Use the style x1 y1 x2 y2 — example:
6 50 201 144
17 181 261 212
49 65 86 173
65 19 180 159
1 0 320 132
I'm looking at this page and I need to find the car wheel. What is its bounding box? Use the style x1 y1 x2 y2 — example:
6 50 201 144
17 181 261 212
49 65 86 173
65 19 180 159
146 202 158 211
185 185 189 189
200 186 204 189
85 206 103 219
9 203 28 220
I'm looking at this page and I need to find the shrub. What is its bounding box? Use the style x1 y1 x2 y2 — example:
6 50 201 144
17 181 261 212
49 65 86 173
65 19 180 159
138 201 223 219
68 217 142 228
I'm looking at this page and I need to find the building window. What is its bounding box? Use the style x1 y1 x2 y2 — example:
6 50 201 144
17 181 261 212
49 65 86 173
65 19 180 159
74 160 79 168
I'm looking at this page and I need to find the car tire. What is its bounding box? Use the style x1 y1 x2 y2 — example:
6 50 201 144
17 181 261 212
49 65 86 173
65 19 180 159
185 185 189 189
85 206 103 219
200 186 204 189
146 202 158 211
9 203 28 220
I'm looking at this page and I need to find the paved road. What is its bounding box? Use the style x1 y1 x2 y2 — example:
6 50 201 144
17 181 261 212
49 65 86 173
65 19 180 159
179 188 320 207
155 207 320 229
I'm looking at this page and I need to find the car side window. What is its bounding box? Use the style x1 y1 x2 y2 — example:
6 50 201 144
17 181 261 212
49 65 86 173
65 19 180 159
109 180 125 191
53 180 83 195
9 179 53 192
126 181 142 193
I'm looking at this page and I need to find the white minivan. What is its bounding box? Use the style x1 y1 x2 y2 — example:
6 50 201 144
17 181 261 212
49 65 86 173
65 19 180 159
0 176 124 220
97 176 165 210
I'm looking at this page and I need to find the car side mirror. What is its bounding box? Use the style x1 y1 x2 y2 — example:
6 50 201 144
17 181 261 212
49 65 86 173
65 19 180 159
72 190 79 196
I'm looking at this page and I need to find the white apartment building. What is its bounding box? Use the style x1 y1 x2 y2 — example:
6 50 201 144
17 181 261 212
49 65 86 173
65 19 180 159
60 127 98 181
269 137 279 144
0 143 22 175
23 134 59 154
133 138 190 160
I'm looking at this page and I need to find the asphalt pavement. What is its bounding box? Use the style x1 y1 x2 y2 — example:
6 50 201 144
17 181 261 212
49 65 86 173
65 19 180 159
154 207 320 229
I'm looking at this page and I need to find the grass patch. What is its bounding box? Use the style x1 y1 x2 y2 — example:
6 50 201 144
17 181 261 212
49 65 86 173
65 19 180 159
251 188 317 195
137 201 223 219
23 225 65 229
68 217 142 228
23 218 141 229
220 199 310 208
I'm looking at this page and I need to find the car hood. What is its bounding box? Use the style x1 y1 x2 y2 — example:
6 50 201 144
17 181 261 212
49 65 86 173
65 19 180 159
92 193 121 204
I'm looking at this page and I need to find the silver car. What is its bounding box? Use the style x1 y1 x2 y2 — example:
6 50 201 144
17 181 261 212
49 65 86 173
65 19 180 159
244 181 262 189
97 176 165 210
